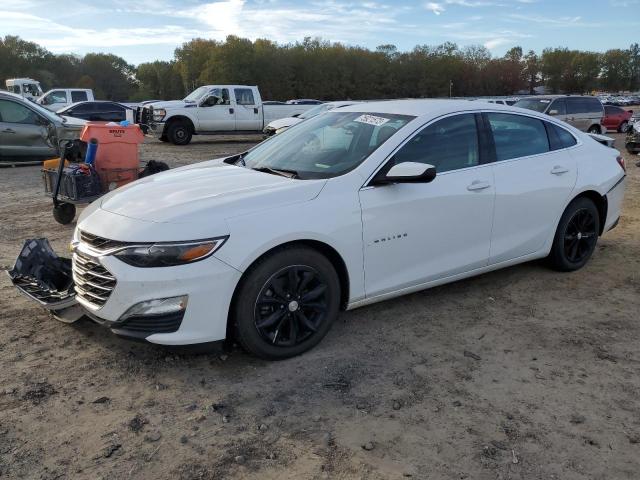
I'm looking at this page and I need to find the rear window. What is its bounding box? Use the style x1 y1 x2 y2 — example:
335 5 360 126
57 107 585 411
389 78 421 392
566 98 603 115
546 122 577 150
71 91 88 102
487 113 549 161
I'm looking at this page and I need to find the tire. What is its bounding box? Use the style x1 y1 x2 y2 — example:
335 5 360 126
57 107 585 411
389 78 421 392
52 203 76 225
619 121 629 133
166 121 192 145
232 246 340 360
549 197 600 272
587 125 601 134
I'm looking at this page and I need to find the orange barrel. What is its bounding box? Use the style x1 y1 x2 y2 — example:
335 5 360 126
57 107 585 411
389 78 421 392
79 123 145 191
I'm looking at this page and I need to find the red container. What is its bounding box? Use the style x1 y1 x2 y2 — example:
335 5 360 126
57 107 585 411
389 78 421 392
80 123 145 191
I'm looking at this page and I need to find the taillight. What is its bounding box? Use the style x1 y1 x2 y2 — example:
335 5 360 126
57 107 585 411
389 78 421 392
616 155 626 172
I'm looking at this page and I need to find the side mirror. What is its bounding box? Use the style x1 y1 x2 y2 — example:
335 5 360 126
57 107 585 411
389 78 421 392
35 116 49 126
548 109 559 116
372 161 437 185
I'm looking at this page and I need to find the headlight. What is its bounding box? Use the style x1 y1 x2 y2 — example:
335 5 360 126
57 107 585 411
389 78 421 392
114 237 227 268
152 108 166 121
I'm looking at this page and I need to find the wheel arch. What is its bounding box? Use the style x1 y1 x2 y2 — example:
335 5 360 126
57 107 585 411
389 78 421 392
570 189 608 235
163 115 195 135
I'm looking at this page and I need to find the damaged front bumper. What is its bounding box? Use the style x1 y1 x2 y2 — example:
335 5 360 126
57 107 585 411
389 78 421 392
7 238 84 322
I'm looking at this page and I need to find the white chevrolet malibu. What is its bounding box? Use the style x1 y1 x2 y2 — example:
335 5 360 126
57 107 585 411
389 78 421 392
70 100 626 359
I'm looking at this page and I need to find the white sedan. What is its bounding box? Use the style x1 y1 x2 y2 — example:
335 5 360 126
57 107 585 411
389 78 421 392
263 101 359 136
63 100 626 358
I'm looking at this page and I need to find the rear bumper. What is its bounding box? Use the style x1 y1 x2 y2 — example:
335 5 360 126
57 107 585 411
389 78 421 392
604 175 626 233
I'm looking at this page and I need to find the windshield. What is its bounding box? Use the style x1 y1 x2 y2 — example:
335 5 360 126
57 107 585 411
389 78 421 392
298 103 331 120
184 86 210 102
29 99 65 123
241 111 414 179
513 98 551 113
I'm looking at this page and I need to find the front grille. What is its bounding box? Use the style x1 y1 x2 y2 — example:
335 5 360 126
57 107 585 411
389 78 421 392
72 251 117 308
79 230 128 252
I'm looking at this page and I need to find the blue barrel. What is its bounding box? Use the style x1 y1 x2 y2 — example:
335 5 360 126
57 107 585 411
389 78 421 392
85 138 99 165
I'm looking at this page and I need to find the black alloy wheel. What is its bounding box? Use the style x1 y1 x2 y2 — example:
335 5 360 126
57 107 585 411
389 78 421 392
550 197 600 271
563 208 598 264
254 266 329 347
233 246 340 359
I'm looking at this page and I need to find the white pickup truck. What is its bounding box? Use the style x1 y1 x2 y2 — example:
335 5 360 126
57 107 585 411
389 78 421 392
138 85 316 145
37 88 95 111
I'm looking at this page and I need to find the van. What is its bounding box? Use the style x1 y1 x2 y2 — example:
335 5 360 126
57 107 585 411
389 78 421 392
37 89 95 112
513 96 604 133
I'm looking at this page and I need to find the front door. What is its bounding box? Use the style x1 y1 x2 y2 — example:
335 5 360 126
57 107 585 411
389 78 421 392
197 88 235 131
0 99 54 158
486 112 577 264
359 113 495 298
233 88 262 131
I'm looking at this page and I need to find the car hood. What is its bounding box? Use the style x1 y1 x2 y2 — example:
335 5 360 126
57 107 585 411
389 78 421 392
98 159 326 225
148 100 194 110
267 117 302 130
59 115 87 128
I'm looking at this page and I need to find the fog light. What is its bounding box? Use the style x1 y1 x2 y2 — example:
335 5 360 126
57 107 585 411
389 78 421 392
120 295 188 320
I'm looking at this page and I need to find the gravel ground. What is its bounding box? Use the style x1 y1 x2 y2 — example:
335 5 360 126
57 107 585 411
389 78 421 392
1 132 639 480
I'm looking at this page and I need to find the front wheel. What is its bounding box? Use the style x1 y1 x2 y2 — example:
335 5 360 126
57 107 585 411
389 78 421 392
619 121 629 133
233 246 340 359
549 197 600 272
166 121 193 145
587 125 601 134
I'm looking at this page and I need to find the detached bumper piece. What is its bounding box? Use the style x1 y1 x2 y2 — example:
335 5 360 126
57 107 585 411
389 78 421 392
8 238 84 323
9 238 75 309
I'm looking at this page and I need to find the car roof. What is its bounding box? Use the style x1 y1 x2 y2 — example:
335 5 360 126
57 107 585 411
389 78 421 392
0 91 27 101
338 99 516 117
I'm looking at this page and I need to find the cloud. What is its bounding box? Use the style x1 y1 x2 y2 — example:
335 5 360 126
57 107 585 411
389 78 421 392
425 2 445 15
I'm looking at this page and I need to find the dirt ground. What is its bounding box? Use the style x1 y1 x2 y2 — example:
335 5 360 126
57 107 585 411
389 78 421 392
1 132 639 480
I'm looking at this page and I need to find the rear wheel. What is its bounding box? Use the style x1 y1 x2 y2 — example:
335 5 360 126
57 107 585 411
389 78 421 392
549 197 600 271
166 121 192 145
619 121 629 133
233 246 340 359
587 125 601 134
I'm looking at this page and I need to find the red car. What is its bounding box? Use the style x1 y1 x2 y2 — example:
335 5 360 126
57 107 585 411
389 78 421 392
603 105 633 132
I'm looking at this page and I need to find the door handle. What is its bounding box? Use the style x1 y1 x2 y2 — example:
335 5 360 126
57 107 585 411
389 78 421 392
550 165 569 175
254 107 259 114
2 128 16 134
229 108 234 114
467 181 491 191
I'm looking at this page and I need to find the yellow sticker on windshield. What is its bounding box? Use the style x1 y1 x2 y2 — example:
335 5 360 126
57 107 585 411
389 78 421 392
354 114 390 126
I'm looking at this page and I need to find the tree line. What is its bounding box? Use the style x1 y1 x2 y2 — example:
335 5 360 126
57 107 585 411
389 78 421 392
1 35 639 102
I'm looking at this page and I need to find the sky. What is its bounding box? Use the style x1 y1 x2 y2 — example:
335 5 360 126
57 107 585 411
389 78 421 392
1 0 639 65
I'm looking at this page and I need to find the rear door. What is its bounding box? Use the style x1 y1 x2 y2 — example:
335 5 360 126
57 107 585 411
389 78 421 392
486 112 577 264
70 91 88 104
0 98 54 158
233 88 262 131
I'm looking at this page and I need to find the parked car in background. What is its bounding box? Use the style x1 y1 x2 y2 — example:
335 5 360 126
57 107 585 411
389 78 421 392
139 85 315 145
263 101 360 136
286 99 323 105
514 96 604 133
57 101 134 123
627 119 640 154
476 98 518 106
263 101 286 105
32 100 625 359
0 91 86 160
4 78 43 101
37 88 95 111
602 105 633 133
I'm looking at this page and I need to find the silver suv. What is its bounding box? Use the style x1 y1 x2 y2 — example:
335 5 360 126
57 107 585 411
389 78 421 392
0 91 85 161
514 96 604 133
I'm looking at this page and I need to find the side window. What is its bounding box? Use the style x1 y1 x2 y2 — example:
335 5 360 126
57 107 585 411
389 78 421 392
487 113 549 161
393 114 479 173
0 100 39 124
547 123 577 150
71 91 88 102
44 90 67 105
604 106 613 115
549 98 566 115
209 88 230 105
234 88 255 106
